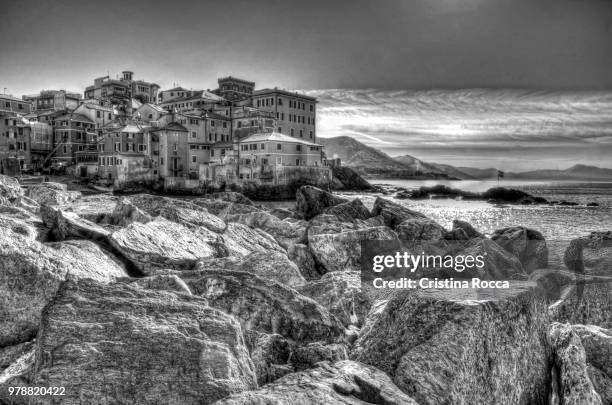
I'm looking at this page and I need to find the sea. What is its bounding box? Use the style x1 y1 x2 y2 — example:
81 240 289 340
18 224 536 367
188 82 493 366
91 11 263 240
333 179 612 241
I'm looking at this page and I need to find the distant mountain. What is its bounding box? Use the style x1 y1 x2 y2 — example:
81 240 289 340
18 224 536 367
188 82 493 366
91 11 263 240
506 164 612 180
318 136 450 179
318 136 612 181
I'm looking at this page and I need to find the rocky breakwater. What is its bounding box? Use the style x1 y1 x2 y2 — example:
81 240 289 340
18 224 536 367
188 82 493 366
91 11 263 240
0 175 611 404
351 283 551 405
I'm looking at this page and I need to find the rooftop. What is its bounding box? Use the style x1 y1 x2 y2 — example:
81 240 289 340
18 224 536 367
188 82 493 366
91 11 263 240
160 90 225 104
253 88 317 102
240 132 320 146
217 76 255 86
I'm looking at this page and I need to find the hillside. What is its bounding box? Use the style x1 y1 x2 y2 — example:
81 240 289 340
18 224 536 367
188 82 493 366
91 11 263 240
318 136 449 178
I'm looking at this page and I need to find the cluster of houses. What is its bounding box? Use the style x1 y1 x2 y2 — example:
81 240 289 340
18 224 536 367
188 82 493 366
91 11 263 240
0 71 332 190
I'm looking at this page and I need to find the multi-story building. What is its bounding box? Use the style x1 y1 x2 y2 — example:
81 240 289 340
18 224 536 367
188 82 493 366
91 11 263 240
0 94 31 115
134 103 169 123
158 86 191 103
84 71 159 108
22 90 81 113
252 88 316 141
214 77 255 101
52 112 97 166
159 90 225 113
238 132 323 167
98 122 157 182
231 106 276 140
0 115 53 173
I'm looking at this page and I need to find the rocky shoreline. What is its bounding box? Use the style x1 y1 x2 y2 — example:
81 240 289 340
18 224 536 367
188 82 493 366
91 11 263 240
387 184 599 206
0 175 611 404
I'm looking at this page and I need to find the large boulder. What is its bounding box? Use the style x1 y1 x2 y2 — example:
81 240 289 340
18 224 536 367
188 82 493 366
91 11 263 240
548 323 604 405
195 251 307 288
0 174 23 203
25 279 257 405
306 213 376 237
571 324 612 404
109 217 225 273
322 198 371 222
491 226 548 272
0 229 127 347
536 269 612 329
351 283 551 405
178 269 344 344
298 272 371 328
159 205 227 233
249 333 292 385
192 198 263 217
397 217 447 242
291 342 348 371
295 186 348 220
109 197 153 226
110 194 227 233
0 213 39 241
67 194 118 222
308 226 399 273
221 222 286 257
26 182 80 206
225 211 306 249
565 232 612 276
450 219 484 239
458 237 525 279
371 197 427 229
216 360 417 405
287 243 320 280
41 205 111 242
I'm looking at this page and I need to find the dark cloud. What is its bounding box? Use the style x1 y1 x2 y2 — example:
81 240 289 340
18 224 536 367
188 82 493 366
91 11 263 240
1 0 612 95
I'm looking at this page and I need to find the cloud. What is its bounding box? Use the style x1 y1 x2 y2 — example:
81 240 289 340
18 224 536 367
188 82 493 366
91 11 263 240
306 88 612 169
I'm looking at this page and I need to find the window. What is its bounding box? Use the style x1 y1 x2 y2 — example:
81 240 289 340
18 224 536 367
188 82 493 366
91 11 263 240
278 127 282 132
296 159 300 165
260 143 265 150
173 143 177 151
289 100 293 108
309 131 313 138
96 111 101 118
237 122 242 128
281 113 284 120
310 104 314 112
211 120 215 127
222 121 227 128
191 131 196 138
276 112 279 119
63 145 67 154
278 98 283 106
296 145 302 151
299 130 303 137
191 155 197 163
161 157 164 165
17 103 22 110
290 128 294 136
277 143 282 150
115 142 120 152
108 113 112 119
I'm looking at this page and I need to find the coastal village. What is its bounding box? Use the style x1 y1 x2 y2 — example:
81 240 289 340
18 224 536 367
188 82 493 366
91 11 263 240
0 71 334 192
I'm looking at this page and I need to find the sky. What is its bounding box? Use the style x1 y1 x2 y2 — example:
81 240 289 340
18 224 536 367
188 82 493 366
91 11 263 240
2 0 612 169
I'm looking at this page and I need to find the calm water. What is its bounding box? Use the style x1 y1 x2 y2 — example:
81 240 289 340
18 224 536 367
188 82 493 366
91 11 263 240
339 180 612 242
